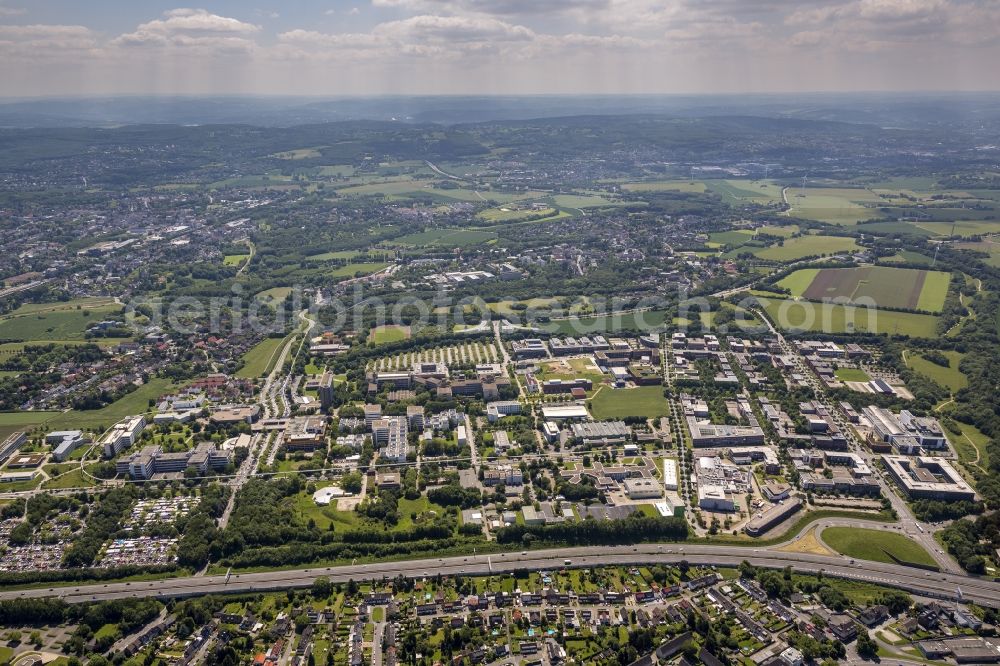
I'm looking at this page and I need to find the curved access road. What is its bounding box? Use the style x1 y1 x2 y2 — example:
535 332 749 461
2 543 992 607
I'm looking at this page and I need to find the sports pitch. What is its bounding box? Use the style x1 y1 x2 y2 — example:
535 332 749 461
777 266 950 312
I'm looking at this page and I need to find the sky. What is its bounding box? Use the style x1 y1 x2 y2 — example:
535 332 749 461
0 0 998 97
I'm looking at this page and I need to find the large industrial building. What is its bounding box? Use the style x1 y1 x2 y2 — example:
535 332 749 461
686 416 765 448
882 455 976 501
100 415 147 458
864 406 949 451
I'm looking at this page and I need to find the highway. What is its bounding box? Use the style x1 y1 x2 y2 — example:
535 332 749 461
4 543 996 607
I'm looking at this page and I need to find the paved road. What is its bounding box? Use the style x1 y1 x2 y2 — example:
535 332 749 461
4 544 995 607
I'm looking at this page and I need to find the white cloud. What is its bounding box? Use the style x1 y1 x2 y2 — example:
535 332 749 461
784 0 998 49
0 24 99 59
113 8 260 50
370 0 609 14
1 0 999 96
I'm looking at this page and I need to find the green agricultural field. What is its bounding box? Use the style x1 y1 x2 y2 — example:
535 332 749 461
272 148 323 160
955 239 1000 267
0 300 127 342
306 250 367 262
223 254 249 266
786 187 884 225
706 179 783 204
757 297 939 337
775 269 819 297
550 194 621 208
46 378 175 432
856 221 938 237
708 230 756 248
370 325 410 345
777 266 950 312
915 220 1000 237
316 165 356 177
544 309 670 335
255 287 293 303
329 262 388 278
0 410 59 442
881 250 934 265
472 189 550 204
916 271 951 311
834 367 871 382
238 337 285 378
391 228 497 247
821 527 937 568
906 350 967 392
487 298 562 315
753 235 861 261
757 224 799 238
210 173 295 189
477 206 557 222
333 178 433 197
620 181 706 193
589 385 669 420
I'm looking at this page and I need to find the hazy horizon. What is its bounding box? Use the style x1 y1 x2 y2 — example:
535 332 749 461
1 1 999 98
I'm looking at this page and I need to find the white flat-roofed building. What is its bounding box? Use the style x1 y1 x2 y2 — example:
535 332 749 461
50 431 89 462
727 446 780 474
0 431 28 464
101 415 147 458
864 406 949 450
493 430 512 452
662 458 678 491
623 477 662 499
686 416 765 448
364 404 382 428
540 404 590 421
698 484 736 511
487 400 522 422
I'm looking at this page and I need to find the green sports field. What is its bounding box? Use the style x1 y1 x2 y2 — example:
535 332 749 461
821 527 937 568
370 325 410 345
589 385 668 420
834 367 871 382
